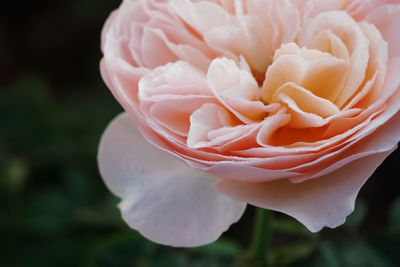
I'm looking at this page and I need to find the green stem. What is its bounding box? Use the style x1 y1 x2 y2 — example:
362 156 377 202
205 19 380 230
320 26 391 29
242 208 272 267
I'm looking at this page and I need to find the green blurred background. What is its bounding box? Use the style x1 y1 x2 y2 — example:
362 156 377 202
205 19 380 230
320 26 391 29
1 1 400 266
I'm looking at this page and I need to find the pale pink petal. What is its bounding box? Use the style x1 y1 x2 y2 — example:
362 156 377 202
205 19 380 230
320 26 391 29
98 113 246 247
141 27 179 68
187 103 234 147
149 96 216 137
348 0 400 21
170 0 231 34
100 58 148 119
207 58 273 123
204 17 273 72
302 0 351 22
141 27 213 70
215 150 394 232
246 0 300 44
366 4 400 58
206 124 261 152
244 0 300 70
207 58 259 100
138 61 211 100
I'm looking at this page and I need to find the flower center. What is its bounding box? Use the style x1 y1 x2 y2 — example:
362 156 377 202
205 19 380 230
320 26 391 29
252 69 267 87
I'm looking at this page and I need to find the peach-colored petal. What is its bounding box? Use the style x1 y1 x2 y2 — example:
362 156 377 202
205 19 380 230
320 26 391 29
298 11 370 107
314 30 350 61
277 94 329 128
215 150 394 232
98 113 246 247
344 22 388 109
272 82 340 118
257 110 291 146
262 44 348 104
290 109 400 181
354 58 400 136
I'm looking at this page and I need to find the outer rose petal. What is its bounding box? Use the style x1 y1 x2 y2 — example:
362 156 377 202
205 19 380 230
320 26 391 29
215 150 394 232
366 4 400 58
215 87 400 227
98 113 246 247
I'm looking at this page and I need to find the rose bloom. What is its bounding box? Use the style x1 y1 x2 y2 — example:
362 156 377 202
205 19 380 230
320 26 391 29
99 0 400 247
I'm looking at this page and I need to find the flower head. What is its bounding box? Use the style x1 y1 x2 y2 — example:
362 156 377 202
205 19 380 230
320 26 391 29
99 0 400 247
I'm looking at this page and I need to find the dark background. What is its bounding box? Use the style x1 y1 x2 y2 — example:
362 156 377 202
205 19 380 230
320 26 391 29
1 1 400 266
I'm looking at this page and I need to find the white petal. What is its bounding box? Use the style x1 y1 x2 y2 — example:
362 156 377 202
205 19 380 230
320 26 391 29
98 113 246 247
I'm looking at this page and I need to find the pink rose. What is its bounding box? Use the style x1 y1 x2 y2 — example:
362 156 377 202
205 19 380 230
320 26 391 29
99 0 400 247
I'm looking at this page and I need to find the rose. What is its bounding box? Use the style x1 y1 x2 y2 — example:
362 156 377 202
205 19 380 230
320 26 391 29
99 0 400 247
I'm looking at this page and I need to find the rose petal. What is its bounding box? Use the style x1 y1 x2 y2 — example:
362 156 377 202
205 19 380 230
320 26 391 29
262 45 348 104
303 0 351 22
215 149 394 232
272 82 340 118
138 61 210 100
298 11 370 108
98 113 246 247
188 103 235 147
207 58 272 123
366 4 400 58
